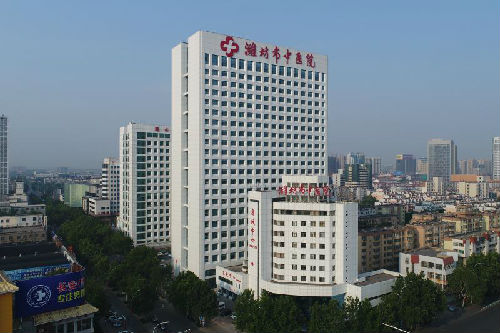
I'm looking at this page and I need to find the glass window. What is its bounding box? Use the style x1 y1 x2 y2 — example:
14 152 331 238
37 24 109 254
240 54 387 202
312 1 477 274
212 54 218 66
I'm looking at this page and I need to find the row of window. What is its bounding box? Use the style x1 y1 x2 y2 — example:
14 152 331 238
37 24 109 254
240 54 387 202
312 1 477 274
205 53 326 82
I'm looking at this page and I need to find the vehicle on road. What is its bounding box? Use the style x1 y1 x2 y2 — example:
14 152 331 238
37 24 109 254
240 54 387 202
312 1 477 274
230 313 237 320
218 301 225 310
448 305 457 312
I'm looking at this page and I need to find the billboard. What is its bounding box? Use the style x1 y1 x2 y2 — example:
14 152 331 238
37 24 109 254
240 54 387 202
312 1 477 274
15 270 85 318
4 264 70 282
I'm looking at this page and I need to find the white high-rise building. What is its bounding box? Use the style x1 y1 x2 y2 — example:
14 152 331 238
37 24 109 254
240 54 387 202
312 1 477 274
118 123 171 246
493 137 500 180
171 31 328 280
0 115 7 199
101 157 120 214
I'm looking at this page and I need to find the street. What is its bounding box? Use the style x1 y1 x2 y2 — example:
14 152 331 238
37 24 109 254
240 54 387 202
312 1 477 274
99 287 237 333
417 303 500 333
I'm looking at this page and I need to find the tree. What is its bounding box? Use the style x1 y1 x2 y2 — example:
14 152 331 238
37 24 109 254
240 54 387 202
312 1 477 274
308 300 345 333
447 265 484 307
167 271 217 324
359 195 377 208
272 295 302 333
234 290 258 332
379 273 445 331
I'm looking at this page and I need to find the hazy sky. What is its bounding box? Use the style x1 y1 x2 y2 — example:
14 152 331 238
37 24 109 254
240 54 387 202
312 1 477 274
1 1 498 169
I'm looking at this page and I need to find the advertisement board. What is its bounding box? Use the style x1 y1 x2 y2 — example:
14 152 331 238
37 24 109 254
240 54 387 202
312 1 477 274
4 264 70 282
15 270 85 318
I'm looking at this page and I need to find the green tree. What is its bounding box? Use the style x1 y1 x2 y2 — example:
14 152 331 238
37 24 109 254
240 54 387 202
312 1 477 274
359 195 377 208
308 300 345 333
167 271 217 323
379 273 445 330
234 289 258 332
272 295 302 333
447 265 485 307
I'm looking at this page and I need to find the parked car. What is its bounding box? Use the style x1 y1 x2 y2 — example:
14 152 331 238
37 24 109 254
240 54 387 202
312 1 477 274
218 301 225 310
448 305 457 312
230 313 237 320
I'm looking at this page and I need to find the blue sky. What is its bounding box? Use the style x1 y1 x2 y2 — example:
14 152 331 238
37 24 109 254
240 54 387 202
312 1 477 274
1 1 498 168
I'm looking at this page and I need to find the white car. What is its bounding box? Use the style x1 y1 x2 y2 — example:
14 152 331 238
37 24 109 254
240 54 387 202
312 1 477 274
230 314 237 320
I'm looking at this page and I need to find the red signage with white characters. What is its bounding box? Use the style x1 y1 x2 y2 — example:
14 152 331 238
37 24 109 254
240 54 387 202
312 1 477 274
220 35 316 68
277 185 332 197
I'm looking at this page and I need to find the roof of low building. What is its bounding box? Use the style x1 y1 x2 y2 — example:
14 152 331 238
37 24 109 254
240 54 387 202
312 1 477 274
354 273 396 286
0 271 18 295
33 303 98 326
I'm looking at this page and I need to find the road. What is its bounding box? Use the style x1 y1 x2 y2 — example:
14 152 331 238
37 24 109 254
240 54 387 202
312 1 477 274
99 287 237 333
417 303 500 333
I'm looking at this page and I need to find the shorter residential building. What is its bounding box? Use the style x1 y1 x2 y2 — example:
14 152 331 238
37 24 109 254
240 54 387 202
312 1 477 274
0 225 46 245
358 226 416 273
400 248 458 288
442 211 484 234
443 231 500 259
358 204 405 229
456 181 489 198
408 220 456 248
82 196 111 217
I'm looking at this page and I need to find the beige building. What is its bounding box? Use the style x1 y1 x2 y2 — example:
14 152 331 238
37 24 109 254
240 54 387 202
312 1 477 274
442 212 484 234
0 225 46 245
456 181 488 198
358 226 416 273
408 220 456 248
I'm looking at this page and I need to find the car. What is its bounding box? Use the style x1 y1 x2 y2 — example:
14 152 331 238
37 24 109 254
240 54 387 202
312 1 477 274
448 305 457 312
112 320 123 328
230 313 237 320
218 301 225 310
157 252 163 256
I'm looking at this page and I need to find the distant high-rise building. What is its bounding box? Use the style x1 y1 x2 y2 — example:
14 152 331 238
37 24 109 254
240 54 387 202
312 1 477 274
0 115 7 199
118 123 171 246
366 157 382 175
171 31 328 280
346 152 365 165
343 163 372 189
458 159 468 174
328 154 346 174
416 157 428 176
395 154 416 175
101 157 120 214
427 139 457 184
493 137 500 180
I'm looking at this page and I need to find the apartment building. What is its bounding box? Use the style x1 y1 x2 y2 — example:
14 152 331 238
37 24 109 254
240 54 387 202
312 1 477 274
118 123 171 246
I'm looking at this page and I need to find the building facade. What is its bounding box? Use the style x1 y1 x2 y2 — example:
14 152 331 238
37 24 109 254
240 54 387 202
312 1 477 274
416 157 428 176
101 157 120 214
493 137 500 180
118 123 171 246
171 31 328 280
395 154 416 175
443 232 500 259
400 249 458 288
343 163 372 189
427 139 457 185
358 226 416 273
248 176 357 295
367 157 382 176
0 115 7 199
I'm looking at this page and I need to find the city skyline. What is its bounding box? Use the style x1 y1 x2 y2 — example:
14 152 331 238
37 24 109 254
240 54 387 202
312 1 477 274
1 1 498 168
